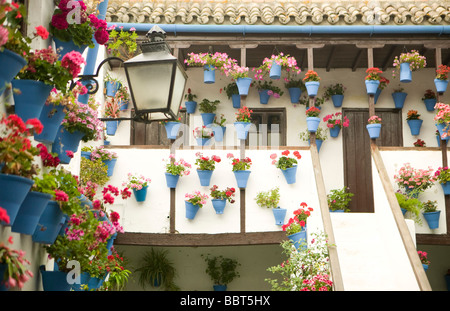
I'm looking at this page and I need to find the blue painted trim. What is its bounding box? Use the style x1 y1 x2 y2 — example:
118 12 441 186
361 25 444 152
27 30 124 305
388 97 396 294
106 23 450 36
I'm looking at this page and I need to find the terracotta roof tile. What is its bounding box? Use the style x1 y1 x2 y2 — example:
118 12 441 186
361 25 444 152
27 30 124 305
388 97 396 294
105 0 450 25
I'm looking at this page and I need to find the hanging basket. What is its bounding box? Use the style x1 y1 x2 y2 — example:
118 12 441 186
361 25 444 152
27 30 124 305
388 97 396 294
203 65 215 84
374 88 382 104
233 170 251 188
211 126 226 142
399 62 412 83
258 89 271 104
164 122 181 140
272 207 287 226
103 158 117 177
306 117 320 133
391 92 408 109
287 228 307 250
435 123 450 141
197 170 213 187
32 201 65 244
269 62 282 79
11 191 51 235
423 211 441 230
185 101 197 114
53 38 87 60
434 79 448 93
105 120 119 136
331 94 344 108
329 125 341 138
366 124 381 139
365 80 380 95
51 127 85 164
105 81 121 97
308 139 323 152
11 79 53 122
231 94 241 108
423 98 437 112
407 119 423 136
0 48 27 96
165 173 180 188
34 103 67 144
281 165 297 184
305 81 320 97
212 199 227 214
133 186 148 202
201 113 216 126
288 87 302 104
236 77 252 95
40 265 73 291
234 122 252 140
185 201 200 219
0 174 34 226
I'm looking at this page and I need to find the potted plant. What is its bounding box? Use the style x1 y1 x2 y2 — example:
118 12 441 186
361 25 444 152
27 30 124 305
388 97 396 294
184 88 197 114
12 46 84 124
389 86 406 110
0 114 42 226
104 73 122 97
184 190 209 219
199 98 220 126
0 1 30 96
434 64 450 93
364 67 383 95
284 78 306 104
55 100 104 164
123 173 151 202
135 248 179 290
194 152 221 186
103 98 121 136
327 187 354 212
395 191 422 224
202 254 240 291
302 70 320 97
227 153 252 188
0 235 33 290
366 115 382 139
266 231 332 291
234 106 253 140
255 187 286 225
299 127 328 152
253 80 283 105
161 117 182 140
101 248 131 291
193 126 215 146
90 146 118 177
223 82 240 108
394 163 436 197
224 63 252 95
406 110 423 136
422 89 437 111
417 250 430 272
253 52 301 80
80 157 109 194
185 51 236 83
211 114 227 142
164 154 191 188
434 102 450 141
281 202 314 250
413 139 426 148
209 185 236 214
11 172 56 235
114 84 130 111
323 83 346 107
434 166 450 195
305 106 321 132
323 112 349 138
421 200 440 230
392 50 426 83
49 0 109 57
270 150 302 184
106 24 139 60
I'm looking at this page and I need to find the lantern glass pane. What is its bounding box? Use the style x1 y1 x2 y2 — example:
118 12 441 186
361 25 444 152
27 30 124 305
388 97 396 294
126 62 173 111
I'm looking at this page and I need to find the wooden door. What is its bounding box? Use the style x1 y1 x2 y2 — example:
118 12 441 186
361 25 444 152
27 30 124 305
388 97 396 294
342 108 402 213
